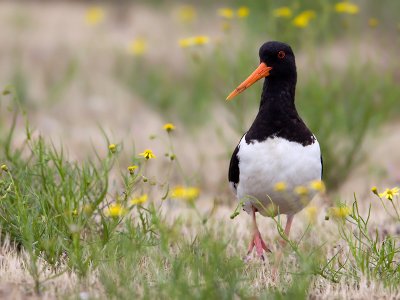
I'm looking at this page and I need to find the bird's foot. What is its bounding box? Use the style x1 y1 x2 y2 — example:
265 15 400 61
244 230 271 262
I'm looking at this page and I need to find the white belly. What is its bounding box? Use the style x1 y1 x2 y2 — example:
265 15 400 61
236 135 322 216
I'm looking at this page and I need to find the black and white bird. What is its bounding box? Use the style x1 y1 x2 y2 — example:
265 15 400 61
227 41 322 260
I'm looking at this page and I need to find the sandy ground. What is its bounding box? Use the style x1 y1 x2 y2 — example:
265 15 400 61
0 2 400 299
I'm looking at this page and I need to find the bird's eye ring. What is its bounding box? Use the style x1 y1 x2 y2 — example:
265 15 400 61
278 51 285 59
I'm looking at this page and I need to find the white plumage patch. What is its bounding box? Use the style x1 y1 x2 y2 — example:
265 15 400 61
233 135 322 216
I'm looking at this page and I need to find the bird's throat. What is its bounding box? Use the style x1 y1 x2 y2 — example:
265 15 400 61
259 77 297 111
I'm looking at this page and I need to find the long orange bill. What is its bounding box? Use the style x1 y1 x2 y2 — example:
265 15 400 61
226 62 272 101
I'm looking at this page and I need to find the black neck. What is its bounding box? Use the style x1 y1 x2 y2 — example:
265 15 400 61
260 75 296 110
245 75 315 146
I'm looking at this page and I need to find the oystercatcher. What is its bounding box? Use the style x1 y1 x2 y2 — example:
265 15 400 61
227 41 322 260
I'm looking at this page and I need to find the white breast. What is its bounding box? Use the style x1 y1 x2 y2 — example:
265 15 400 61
235 135 322 216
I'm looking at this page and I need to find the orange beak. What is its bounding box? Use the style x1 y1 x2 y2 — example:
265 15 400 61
226 62 272 101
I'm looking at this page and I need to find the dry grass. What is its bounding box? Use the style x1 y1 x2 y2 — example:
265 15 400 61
1 2 400 299
1 193 399 299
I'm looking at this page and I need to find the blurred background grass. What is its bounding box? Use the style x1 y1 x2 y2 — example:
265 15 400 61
1 0 400 205
1 1 400 298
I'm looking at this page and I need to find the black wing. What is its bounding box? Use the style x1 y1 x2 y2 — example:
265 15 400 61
228 144 240 192
320 154 324 179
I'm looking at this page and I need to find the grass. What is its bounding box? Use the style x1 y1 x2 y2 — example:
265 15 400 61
118 53 400 189
1 95 400 298
111 3 400 189
1 1 400 298
5 1 400 190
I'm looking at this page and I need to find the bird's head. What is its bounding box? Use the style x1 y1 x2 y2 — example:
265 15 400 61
226 41 296 101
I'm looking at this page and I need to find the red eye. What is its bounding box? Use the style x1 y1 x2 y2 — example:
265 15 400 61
278 51 285 59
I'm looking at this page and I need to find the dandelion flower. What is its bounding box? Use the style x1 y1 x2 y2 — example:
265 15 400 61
105 203 127 217
179 35 210 48
218 8 234 19
274 182 287 192
163 123 176 132
171 186 200 201
379 187 399 201
139 149 156 160
371 186 379 196
179 38 193 48
293 10 316 28
310 180 326 192
194 36 209 45
108 144 117 153
85 6 105 26
171 186 186 198
329 204 351 219
177 5 196 23
237 6 250 18
185 187 200 199
334 2 359 15
127 165 138 174
128 38 147 56
1 164 8 172
294 185 309 196
306 205 318 224
130 194 148 205
368 18 379 28
273 7 292 18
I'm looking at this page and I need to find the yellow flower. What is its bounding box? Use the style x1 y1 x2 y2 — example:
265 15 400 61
329 205 351 219
177 5 196 23
128 38 147 56
218 8 234 19
273 7 292 18
72 209 78 216
127 165 138 174
105 203 127 217
293 10 316 28
305 205 318 224
85 6 105 26
130 194 148 205
139 149 156 160
194 36 209 45
371 186 379 196
108 144 116 153
163 123 176 132
294 185 309 196
1 164 8 172
274 182 287 192
368 18 379 28
379 187 400 201
179 36 210 48
237 6 250 18
171 186 200 201
310 180 326 193
334 2 359 15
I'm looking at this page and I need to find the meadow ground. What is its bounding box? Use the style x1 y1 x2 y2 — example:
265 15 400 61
1 1 400 299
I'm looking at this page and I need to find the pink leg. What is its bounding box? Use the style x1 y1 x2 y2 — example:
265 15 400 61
273 215 295 276
282 214 294 245
245 207 271 261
